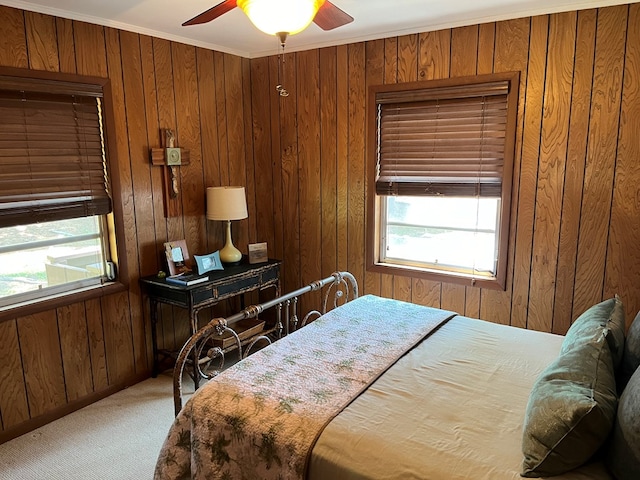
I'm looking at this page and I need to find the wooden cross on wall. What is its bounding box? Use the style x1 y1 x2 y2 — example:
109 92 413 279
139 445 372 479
150 129 190 217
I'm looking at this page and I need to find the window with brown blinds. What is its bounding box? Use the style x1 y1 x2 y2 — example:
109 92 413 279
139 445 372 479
374 74 518 199
0 75 112 228
366 72 520 290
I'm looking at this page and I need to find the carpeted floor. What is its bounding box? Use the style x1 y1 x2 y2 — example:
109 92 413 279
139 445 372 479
0 372 189 480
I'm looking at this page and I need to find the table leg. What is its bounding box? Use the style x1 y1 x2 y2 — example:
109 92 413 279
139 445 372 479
191 308 200 389
150 298 159 378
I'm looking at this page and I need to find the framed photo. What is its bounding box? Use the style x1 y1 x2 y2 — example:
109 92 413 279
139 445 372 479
164 239 192 276
248 242 268 264
194 251 224 275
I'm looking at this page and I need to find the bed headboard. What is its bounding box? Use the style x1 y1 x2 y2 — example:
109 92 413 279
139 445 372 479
173 271 358 414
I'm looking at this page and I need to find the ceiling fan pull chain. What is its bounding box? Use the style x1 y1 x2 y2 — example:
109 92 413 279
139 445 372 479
276 34 289 97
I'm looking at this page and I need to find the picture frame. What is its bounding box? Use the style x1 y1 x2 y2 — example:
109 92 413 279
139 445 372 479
164 239 192 276
194 251 224 275
248 242 268 264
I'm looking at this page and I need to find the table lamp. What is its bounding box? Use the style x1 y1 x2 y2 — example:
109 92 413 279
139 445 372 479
206 186 248 264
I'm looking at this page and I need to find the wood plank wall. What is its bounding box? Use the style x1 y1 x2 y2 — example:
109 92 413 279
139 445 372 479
251 2 640 333
1 2 639 442
0 6 253 442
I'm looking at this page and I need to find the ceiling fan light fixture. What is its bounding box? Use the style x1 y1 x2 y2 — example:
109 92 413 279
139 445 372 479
238 0 325 36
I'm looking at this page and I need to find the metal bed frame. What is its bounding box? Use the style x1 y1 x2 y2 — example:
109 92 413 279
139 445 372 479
172 271 358 414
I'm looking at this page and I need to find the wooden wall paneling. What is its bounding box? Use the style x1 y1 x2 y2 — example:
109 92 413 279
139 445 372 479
68 21 117 380
103 28 142 372
605 3 640 325
17 311 66 417
280 51 301 293
222 53 250 260
119 30 153 372
397 34 418 82
0 320 30 430
57 303 93 400
154 39 184 247
297 49 322 312
418 29 450 81
477 23 496 75
319 47 338 279
466 23 495 318
55 17 76 74
268 55 285 265
335 45 349 274
208 51 231 265
242 58 258 264
224 54 248 188
442 25 480 315
412 29 452 309
0 6 27 67
573 5 628 318
214 52 231 186
172 43 205 253
198 48 222 253
122 32 157 276
172 42 205 340
73 21 107 77
347 42 366 291
153 37 181 350
140 35 167 275
508 15 548 329
24 11 59 72
84 298 109 390
243 57 258 250
250 57 276 251
412 280 442 308
100 294 135 383
552 10 597 334
364 39 385 297
393 34 419 303
451 25 478 76
480 17 530 325
380 37 398 299
527 12 576 332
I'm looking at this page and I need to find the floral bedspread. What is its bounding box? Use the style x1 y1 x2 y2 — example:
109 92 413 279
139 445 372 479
154 295 456 480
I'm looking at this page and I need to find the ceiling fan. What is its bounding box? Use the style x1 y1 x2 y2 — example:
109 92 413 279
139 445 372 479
182 0 354 41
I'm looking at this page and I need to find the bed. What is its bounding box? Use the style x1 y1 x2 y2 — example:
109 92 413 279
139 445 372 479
154 272 640 480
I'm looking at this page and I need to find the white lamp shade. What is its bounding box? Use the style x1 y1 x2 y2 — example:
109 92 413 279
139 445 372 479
237 0 324 36
206 186 248 221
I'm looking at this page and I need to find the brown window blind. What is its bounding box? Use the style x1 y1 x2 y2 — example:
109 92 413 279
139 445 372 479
375 79 511 198
0 75 112 228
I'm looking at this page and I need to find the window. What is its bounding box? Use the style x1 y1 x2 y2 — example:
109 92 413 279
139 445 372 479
0 68 123 310
367 73 519 289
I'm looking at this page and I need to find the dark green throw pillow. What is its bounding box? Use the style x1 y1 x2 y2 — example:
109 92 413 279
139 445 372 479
562 296 625 369
522 331 618 477
607 366 640 479
618 311 640 392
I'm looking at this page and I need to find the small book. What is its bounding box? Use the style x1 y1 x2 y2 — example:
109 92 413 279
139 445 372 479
165 273 209 286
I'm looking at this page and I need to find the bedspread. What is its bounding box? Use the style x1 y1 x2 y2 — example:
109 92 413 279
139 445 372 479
154 295 456 480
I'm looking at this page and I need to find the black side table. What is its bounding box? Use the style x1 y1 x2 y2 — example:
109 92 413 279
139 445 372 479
140 259 281 386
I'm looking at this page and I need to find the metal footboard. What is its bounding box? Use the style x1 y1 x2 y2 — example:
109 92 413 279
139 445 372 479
172 271 358 415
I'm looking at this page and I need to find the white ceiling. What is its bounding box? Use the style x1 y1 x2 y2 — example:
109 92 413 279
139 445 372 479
1 0 633 58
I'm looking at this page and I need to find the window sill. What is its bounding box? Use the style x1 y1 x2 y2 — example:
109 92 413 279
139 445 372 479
367 261 505 291
0 281 128 324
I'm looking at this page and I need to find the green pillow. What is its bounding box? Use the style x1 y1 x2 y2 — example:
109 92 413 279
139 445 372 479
618 311 640 392
522 330 618 477
607 366 640 479
562 296 625 369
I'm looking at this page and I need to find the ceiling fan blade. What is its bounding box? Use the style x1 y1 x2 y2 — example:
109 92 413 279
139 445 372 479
313 1 354 31
182 0 237 26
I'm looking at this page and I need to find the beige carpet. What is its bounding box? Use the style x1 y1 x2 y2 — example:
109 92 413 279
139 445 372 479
0 372 190 480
